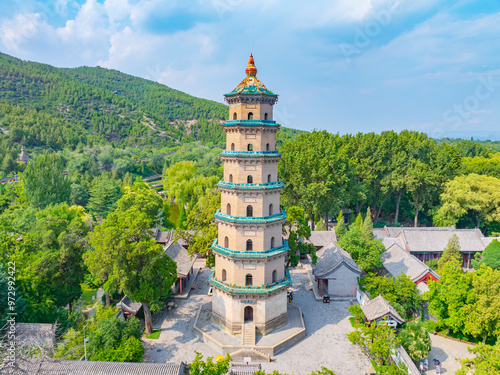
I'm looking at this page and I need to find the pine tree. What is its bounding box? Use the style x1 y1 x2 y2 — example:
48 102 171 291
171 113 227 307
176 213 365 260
335 211 346 240
438 234 462 269
353 213 363 229
362 207 374 240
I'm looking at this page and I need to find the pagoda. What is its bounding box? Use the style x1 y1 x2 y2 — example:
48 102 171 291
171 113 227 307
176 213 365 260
208 54 290 338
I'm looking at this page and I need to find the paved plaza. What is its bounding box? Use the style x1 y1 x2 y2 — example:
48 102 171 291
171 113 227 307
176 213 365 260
143 261 370 374
424 334 473 374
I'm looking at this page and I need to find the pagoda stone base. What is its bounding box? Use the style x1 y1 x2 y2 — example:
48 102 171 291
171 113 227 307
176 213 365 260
212 310 287 336
193 302 306 359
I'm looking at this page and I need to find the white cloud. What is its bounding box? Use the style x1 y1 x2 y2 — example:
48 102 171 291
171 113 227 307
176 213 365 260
0 13 49 51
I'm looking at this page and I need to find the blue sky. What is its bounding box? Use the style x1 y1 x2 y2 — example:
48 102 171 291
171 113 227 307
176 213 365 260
1 0 500 139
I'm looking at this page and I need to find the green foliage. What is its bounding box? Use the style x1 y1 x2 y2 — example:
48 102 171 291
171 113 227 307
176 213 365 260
338 225 384 271
425 258 439 271
23 152 71 209
363 274 423 319
362 207 374 240
335 211 346 240
283 206 316 267
348 324 399 366
348 303 365 325
398 321 431 360
438 234 462 270
116 182 167 223
473 239 500 270
461 153 500 178
56 305 143 362
11 203 90 322
86 172 122 219
456 343 500 375
454 140 491 158
145 330 161 339
189 351 232 375
85 208 177 334
434 174 500 228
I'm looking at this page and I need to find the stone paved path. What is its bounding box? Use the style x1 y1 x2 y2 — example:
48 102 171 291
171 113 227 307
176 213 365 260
424 334 473 374
144 264 370 374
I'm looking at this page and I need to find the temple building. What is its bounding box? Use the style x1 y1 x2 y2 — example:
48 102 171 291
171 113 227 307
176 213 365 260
208 54 291 337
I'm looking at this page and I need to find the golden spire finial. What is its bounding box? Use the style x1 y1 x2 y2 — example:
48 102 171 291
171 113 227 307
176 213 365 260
245 53 257 77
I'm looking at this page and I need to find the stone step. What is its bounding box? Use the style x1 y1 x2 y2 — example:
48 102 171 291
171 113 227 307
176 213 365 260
241 323 255 346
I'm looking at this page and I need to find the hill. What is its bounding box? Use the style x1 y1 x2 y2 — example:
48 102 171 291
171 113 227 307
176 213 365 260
0 52 301 154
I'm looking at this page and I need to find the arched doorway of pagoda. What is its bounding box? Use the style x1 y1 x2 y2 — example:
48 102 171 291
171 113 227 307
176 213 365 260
244 306 253 322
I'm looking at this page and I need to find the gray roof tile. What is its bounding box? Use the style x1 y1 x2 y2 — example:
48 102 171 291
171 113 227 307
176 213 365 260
164 241 197 278
361 295 404 323
313 241 361 278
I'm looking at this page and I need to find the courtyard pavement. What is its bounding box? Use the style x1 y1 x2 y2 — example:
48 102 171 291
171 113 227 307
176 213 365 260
424 334 473 374
143 261 370 374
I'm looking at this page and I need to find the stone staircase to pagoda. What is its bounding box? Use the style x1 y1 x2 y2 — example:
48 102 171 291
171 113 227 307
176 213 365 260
241 323 255 346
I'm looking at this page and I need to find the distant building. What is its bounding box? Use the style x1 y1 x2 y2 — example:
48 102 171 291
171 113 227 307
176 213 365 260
116 295 143 321
381 239 439 293
361 295 405 327
16 146 30 163
376 226 495 269
312 241 361 298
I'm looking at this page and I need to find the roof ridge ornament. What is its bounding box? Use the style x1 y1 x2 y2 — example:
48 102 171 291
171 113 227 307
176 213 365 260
245 53 257 76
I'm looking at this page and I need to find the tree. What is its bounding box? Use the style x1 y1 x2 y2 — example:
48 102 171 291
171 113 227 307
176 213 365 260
2 153 15 174
69 183 89 206
348 324 399 366
362 207 374 240
434 174 500 229
438 234 462 270
177 191 220 267
12 204 91 322
363 274 423 319
56 305 144 362
115 182 168 223
189 351 232 375
85 209 177 335
425 258 471 335
335 211 346 240
23 152 71 209
338 225 384 271
86 172 122 219
461 265 500 343
0 263 27 327
472 239 500 270
456 343 500 375
398 321 431 360
283 206 316 267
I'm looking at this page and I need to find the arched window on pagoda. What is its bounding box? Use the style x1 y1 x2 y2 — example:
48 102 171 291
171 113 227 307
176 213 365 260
269 204 273 215
247 144 253 151
264 113 268 120
247 175 253 183
222 269 227 281
248 112 253 120
246 205 253 217
268 174 271 183
272 270 277 283
224 236 229 248
266 143 270 151
246 240 253 251
226 203 231 215
229 174 233 182
233 112 237 120
231 143 235 151
270 237 275 248
246 274 253 286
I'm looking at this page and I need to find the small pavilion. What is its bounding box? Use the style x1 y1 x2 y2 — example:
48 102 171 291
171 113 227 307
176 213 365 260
312 241 362 298
361 295 404 327
16 146 30 163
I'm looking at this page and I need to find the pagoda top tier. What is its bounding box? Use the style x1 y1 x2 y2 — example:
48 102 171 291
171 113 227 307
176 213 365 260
224 54 278 98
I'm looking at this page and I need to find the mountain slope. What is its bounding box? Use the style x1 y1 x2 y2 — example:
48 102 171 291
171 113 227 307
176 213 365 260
0 52 228 150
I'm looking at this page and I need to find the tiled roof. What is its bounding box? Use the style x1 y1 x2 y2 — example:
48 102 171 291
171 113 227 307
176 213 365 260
381 240 439 283
16 323 54 347
164 241 198 278
482 237 500 247
396 227 485 253
18 359 184 375
416 282 429 294
116 295 143 319
307 230 338 248
361 295 405 323
313 241 361 278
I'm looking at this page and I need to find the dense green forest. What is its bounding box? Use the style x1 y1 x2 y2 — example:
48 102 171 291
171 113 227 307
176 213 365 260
0 52 301 157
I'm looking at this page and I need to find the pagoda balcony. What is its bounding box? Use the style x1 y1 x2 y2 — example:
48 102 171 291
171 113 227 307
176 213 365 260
208 268 291 295
222 119 279 126
214 209 287 224
220 150 281 158
216 180 284 190
211 238 289 259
